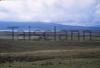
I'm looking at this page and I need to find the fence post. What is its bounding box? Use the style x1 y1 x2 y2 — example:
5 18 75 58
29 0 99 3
8 26 18 40
23 31 26 40
78 30 80 40
66 31 68 40
90 31 92 40
70 31 73 40
28 26 31 40
54 26 57 41
83 31 85 40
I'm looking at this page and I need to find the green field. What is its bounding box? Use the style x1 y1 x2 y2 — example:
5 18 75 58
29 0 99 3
0 40 100 68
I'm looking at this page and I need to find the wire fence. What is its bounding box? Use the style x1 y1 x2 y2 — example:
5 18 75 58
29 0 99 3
0 26 100 41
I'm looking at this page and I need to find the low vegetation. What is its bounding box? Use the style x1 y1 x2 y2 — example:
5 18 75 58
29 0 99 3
0 39 100 68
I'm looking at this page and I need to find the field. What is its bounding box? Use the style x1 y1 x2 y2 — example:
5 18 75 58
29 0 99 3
0 40 100 68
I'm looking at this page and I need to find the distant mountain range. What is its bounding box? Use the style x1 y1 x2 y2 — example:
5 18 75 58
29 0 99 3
0 22 100 31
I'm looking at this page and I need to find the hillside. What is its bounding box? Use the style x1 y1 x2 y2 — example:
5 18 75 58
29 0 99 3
0 22 100 31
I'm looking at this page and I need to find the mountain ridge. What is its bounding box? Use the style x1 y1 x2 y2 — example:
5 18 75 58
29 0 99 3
0 22 100 31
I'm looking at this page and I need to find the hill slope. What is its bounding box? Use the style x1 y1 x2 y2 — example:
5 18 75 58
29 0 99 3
0 22 100 31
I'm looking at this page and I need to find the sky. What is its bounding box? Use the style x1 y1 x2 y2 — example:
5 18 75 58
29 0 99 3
0 0 100 26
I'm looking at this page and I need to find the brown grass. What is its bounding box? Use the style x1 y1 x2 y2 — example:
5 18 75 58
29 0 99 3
0 40 100 63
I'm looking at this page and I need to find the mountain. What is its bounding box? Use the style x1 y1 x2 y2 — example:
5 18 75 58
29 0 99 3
0 21 100 31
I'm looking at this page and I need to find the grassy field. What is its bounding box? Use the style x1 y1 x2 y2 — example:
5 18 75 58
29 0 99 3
0 39 100 68
0 58 100 68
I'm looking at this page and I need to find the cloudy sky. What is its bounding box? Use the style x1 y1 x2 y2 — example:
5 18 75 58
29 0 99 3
0 0 100 26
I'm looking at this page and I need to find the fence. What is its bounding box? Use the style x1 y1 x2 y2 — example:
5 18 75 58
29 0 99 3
0 26 100 41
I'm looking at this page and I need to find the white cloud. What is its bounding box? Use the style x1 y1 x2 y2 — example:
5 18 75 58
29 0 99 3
0 0 100 26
